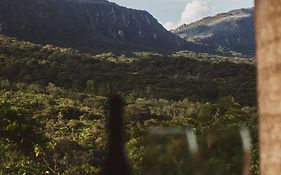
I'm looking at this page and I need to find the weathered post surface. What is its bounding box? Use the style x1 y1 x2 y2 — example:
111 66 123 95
256 0 281 174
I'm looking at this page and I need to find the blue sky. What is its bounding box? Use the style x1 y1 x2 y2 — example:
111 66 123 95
109 0 254 30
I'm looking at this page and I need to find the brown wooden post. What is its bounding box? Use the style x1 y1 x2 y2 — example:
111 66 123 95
256 0 281 174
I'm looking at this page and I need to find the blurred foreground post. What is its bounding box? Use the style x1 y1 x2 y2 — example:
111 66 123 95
256 1 281 174
101 95 133 175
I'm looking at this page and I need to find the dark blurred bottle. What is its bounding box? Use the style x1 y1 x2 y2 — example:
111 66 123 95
101 95 133 175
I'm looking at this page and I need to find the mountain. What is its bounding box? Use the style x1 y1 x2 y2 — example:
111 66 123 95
173 8 255 56
0 0 187 53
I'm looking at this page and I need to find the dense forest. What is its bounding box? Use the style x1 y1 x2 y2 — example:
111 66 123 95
0 35 258 174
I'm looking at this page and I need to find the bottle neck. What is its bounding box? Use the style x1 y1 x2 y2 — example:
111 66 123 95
102 96 132 175
108 127 125 153
107 95 126 154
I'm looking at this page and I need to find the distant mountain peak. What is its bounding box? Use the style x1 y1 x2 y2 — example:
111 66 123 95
173 8 255 56
174 8 253 32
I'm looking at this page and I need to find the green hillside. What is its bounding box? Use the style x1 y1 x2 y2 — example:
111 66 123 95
0 35 258 175
0 35 256 106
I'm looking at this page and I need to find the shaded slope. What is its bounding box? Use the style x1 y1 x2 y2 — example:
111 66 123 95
0 0 188 53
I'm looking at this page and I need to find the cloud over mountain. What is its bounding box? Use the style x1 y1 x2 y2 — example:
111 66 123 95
163 0 214 30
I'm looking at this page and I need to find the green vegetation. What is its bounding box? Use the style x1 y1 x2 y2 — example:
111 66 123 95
0 35 258 174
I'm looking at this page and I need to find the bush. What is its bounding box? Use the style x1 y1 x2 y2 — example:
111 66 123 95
0 100 46 153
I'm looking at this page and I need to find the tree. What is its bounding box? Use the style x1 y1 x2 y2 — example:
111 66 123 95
86 80 95 94
0 101 45 153
0 79 10 90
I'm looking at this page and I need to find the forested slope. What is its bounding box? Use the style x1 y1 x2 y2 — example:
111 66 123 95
0 35 258 174
0 35 256 106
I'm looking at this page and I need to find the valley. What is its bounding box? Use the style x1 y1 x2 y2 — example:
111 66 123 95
0 0 257 174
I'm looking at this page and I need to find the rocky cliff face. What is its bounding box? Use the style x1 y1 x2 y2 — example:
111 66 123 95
173 8 255 56
0 0 187 52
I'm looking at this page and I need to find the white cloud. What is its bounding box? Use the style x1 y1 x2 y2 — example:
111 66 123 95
180 0 214 25
163 21 177 31
163 0 215 30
